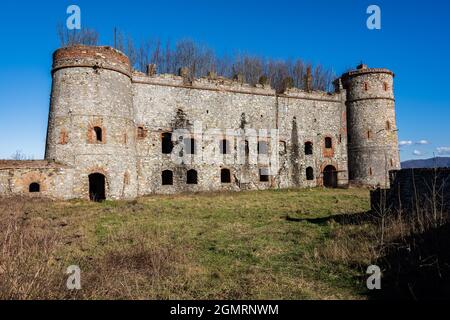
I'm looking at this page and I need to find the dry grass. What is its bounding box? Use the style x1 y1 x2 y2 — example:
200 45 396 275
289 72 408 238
0 198 64 299
0 188 378 300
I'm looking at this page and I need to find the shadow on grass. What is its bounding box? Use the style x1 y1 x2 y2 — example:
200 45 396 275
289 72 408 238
285 211 376 226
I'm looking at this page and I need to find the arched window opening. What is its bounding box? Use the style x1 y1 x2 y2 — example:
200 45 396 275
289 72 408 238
367 130 372 139
325 137 333 149
29 182 40 193
306 167 314 181
383 82 389 91
162 132 174 154
162 170 174 186
187 170 198 185
305 142 313 155
89 173 106 202
93 127 103 143
364 82 369 91
221 169 231 184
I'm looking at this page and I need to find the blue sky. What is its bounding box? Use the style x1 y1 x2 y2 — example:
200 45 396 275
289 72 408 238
0 0 449 161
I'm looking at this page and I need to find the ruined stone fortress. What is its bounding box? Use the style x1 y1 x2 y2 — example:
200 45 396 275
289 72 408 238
0 46 400 200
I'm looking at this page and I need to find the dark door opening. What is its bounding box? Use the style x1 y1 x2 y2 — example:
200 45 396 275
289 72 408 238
221 169 231 183
89 173 106 202
323 165 338 188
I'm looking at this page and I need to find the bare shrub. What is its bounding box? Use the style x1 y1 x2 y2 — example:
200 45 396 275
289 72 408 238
0 200 64 299
65 229 187 299
9 150 33 160
321 172 450 299
320 223 379 267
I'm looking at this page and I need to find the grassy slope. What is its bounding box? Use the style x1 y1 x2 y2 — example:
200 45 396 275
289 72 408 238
0 188 372 300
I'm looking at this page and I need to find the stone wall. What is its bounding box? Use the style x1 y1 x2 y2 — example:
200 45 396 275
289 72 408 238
46 46 138 200
343 65 401 187
0 46 400 200
131 72 348 195
371 168 450 214
0 161 74 200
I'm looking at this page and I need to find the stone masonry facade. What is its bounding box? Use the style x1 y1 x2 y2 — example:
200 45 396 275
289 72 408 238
0 46 401 200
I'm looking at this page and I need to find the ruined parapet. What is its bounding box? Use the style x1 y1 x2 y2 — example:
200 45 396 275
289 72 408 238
132 72 276 96
52 45 132 77
281 86 343 101
333 78 344 93
304 66 313 92
146 64 157 76
179 67 193 86
341 64 400 188
46 45 138 200
232 73 244 85
207 71 217 80
279 77 294 94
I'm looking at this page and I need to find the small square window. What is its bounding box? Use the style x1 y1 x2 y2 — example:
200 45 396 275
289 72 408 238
259 168 270 182
137 126 147 139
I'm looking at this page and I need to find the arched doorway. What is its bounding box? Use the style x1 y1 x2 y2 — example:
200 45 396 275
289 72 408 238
29 182 41 193
323 165 338 188
89 173 106 202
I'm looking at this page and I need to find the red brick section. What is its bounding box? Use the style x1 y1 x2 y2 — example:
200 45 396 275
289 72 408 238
87 119 106 144
53 46 130 66
0 160 67 169
59 129 69 145
322 136 335 158
52 46 132 77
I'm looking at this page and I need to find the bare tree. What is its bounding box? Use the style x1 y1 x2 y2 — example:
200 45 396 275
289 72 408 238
115 30 138 68
10 150 33 161
56 25 337 91
57 23 99 47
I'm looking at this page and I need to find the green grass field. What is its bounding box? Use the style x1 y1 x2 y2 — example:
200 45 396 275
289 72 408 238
0 188 377 300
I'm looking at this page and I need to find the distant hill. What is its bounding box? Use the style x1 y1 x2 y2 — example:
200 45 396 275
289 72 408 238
401 157 450 169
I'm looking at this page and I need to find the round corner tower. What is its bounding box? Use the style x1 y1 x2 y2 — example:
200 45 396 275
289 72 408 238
342 64 400 188
45 46 138 200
